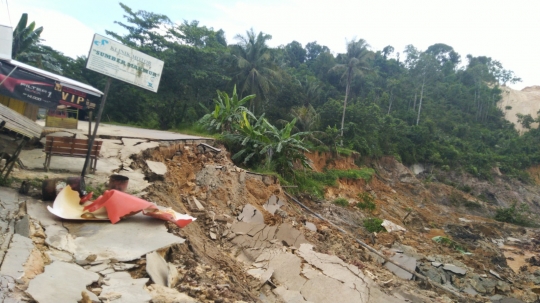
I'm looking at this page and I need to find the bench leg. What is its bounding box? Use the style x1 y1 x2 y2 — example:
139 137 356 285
44 154 51 172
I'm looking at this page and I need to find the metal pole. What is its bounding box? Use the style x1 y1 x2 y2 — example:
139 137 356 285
0 66 18 87
81 77 112 184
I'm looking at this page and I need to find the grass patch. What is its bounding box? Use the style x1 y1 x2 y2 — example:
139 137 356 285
289 168 375 199
494 203 537 227
333 197 349 207
363 217 385 233
86 183 106 197
432 236 470 254
173 124 220 139
356 192 376 211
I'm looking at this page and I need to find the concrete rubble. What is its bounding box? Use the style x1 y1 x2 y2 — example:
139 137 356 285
4 128 540 303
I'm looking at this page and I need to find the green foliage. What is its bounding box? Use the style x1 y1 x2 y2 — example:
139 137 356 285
356 192 376 211
25 2 540 187
226 113 311 176
199 86 255 132
363 218 385 233
290 168 374 198
494 203 536 227
333 197 349 207
432 236 470 254
12 13 43 59
86 183 106 197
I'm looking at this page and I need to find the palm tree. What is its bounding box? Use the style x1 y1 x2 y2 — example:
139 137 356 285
230 28 281 114
330 39 372 138
12 13 43 59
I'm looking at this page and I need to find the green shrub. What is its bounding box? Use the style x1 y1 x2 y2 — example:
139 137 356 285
494 203 536 227
290 168 375 199
363 217 385 233
356 192 376 211
333 198 349 207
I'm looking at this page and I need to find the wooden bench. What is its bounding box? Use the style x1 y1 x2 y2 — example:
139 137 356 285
43 136 103 173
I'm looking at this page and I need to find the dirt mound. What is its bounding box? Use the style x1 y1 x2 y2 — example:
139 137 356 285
498 85 540 132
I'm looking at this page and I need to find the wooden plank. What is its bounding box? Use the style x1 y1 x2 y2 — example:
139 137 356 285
0 102 42 139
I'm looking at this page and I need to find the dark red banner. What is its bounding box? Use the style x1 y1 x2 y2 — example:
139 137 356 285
0 61 60 108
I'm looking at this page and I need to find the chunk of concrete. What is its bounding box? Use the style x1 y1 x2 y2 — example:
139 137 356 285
101 272 151 303
64 215 185 262
274 286 312 303
99 139 124 158
26 261 99 303
146 251 168 286
443 264 467 275
0 234 34 281
275 223 309 249
263 195 285 215
14 215 30 238
191 196 204 211
147 284 198 303
146 160 167 175
384 253 417 280
237 204 264 224
247 267 274 284
305 222 317 232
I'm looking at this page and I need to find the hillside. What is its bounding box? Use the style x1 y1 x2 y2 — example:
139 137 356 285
498 86 540 132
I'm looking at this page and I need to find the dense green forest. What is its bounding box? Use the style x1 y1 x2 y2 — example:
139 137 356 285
15 4 540 181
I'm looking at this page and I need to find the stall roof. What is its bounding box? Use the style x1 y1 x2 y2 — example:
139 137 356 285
2 59 103 97
0 102 42 139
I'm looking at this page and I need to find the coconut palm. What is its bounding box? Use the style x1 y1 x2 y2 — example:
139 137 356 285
230 28 281 114
12 13 43 59
330 39 372 138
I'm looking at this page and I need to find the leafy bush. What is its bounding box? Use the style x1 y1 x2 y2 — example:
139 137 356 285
333 198 349 207
291 168 375 198
356 192 376 211
199 85 255 133
363 217 385 233
494 203 535 227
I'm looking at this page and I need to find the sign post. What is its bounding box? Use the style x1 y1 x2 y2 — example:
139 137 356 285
79 34 164 188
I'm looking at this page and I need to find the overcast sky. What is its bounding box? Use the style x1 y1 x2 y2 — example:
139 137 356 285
1 0 538 89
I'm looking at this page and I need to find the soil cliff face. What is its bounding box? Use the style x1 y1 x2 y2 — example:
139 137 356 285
498 85 540 132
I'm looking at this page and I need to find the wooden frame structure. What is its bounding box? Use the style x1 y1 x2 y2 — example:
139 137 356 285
43 136 103 173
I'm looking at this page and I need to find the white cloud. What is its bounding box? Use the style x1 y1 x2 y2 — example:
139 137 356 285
0 1 95 58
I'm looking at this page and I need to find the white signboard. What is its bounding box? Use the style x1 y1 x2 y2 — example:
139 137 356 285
86 34 164 92
0 25 13 60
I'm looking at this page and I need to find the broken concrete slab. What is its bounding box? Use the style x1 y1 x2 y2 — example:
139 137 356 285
263 195 285 215
147 284 198 303
191 196 204 211
304 222 317 232
237 204 264 224
14 215 30 238
99 139 124 158
0 234 34 282
118 169 151 193
63 215 185 262
258 250 307 291
146 251 168 286
384 253 417 280
443 264 467 275
26 261 99 303
381 219 406 232
275 223 309 249
247 267 274 284
101 272 151 303
273 286 312 303
146 160 168 176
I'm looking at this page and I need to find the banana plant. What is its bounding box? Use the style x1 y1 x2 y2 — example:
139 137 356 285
200 85 255 133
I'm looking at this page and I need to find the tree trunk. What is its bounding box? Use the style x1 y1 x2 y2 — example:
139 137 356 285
416 73 426 126
340 69 352 138
387 90 394 115
413 92 417 111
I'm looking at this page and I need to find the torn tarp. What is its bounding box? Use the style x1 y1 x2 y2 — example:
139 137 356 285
48 186 195 228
